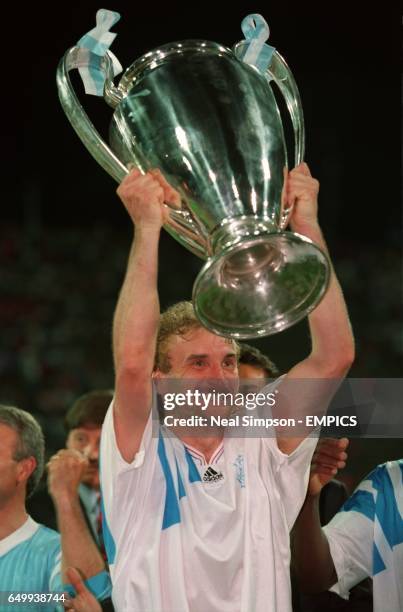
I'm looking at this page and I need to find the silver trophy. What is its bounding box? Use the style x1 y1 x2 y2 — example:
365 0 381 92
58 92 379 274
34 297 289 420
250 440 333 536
57 14 330 338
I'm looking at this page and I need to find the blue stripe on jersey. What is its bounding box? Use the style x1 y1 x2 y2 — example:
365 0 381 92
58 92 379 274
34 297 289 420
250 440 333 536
369 464 403 550
185 448 202 483
158 434 181 529
100 488 116 564
342 490 375 521
341 461 403 578
373 543 386 574
176 459 186 500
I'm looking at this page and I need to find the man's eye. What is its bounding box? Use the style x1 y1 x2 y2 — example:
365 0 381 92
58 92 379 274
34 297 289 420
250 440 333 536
223 359 236 368
193 360 205 367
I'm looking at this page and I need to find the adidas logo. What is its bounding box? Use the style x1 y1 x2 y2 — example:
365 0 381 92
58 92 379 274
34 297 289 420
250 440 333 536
203 467 224 482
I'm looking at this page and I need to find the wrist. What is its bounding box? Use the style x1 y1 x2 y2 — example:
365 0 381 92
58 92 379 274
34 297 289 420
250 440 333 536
290 219 321 236
135 221 163 236
51 489 80 510
304 489 322 506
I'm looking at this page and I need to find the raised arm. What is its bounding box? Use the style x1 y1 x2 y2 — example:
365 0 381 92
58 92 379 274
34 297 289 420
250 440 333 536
287 163 355 379
275 163 355 453
47 450 110 598
113 169 180 462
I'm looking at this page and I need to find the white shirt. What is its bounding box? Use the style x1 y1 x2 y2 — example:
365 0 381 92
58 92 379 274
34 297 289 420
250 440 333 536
324 460 403 612
100 400 317 612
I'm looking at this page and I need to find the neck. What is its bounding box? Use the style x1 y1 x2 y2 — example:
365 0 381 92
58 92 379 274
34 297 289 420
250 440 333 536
179 433 223 464
0 495 28 540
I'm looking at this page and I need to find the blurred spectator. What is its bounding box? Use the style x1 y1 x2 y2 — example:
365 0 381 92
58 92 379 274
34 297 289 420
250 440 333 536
28 389 113 560
0 404 110 609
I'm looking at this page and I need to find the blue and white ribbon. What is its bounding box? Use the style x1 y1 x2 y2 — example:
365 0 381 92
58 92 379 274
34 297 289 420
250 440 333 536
76 9 123 96
239 14 275 73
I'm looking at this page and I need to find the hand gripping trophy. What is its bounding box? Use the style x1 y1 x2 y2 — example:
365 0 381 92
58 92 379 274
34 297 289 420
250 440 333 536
57 9 330 339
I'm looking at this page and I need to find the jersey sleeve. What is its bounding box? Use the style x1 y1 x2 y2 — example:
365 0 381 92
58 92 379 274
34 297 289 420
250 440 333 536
266 434 318 529
323 474 375 599
63 570 112 601
99 397 159 565
259 377 319 529
48 545 63 593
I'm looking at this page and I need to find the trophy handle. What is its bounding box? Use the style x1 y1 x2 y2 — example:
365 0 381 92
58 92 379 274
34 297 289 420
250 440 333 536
57 47 208 259
57 47 128 183
265 50 305 228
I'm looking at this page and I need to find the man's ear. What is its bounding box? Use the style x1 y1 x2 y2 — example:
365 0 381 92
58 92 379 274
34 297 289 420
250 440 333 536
17 456 36 486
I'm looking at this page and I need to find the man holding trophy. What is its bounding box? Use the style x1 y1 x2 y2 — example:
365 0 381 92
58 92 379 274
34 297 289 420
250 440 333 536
57 10 354 611
97 161 354 612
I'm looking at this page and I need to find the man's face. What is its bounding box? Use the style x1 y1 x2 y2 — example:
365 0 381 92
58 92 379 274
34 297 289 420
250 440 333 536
0 424 31 506
155 328 239 419
159 327 239 381
66 424 101 489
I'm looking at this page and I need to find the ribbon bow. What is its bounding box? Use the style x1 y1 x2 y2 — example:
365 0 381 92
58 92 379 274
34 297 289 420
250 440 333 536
239 14 275 73
76 8 123 96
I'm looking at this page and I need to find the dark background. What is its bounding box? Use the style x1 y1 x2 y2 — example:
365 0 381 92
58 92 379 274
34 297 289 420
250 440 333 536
1 2 401 488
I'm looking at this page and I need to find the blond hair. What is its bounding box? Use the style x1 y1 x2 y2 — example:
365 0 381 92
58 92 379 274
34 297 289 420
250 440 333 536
155 301 201 372
155 301 240 372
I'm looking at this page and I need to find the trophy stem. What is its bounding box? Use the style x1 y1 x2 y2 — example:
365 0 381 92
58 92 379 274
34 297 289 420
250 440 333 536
193 225 330 339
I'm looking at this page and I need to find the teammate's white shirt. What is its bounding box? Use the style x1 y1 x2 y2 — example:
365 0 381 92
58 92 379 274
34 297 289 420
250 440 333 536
324 460 403 612
100 398 317 612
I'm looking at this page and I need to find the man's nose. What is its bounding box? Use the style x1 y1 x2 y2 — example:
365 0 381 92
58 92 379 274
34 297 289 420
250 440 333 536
208 363 224 379
83 443 99 461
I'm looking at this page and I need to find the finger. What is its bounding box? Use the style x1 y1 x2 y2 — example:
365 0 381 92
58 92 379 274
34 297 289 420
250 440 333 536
126 165 142 176
149 169 181 207
314 448 348 462
120 168 142 188
313 460 346 472
318 437 349 450
292 162 311 176
312 455 343 470
287 175 315 189
313 454 347 469
311 463 338 476
66 567 87 596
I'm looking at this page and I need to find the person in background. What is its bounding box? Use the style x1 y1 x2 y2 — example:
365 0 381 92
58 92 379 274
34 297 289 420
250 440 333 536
28 389 113 558
0 404 110 611
238 344 372 610
293 449 398 610
238 342 280 380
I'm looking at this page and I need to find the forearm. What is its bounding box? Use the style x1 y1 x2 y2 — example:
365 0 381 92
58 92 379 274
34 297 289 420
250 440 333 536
54 495 105 582
113 224 161 375
292 220 354 373
292 493 336 592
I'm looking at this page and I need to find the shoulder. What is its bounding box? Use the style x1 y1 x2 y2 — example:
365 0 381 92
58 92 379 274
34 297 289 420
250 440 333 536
364 459 403 491
30 524 61 554
340 460 402 521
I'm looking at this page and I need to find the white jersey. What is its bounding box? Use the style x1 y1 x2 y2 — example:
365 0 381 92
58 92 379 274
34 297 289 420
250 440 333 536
100 398 317 612
324 460 403 612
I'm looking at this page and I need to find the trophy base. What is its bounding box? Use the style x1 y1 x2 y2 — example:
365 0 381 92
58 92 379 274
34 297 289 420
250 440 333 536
192 231 330 339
